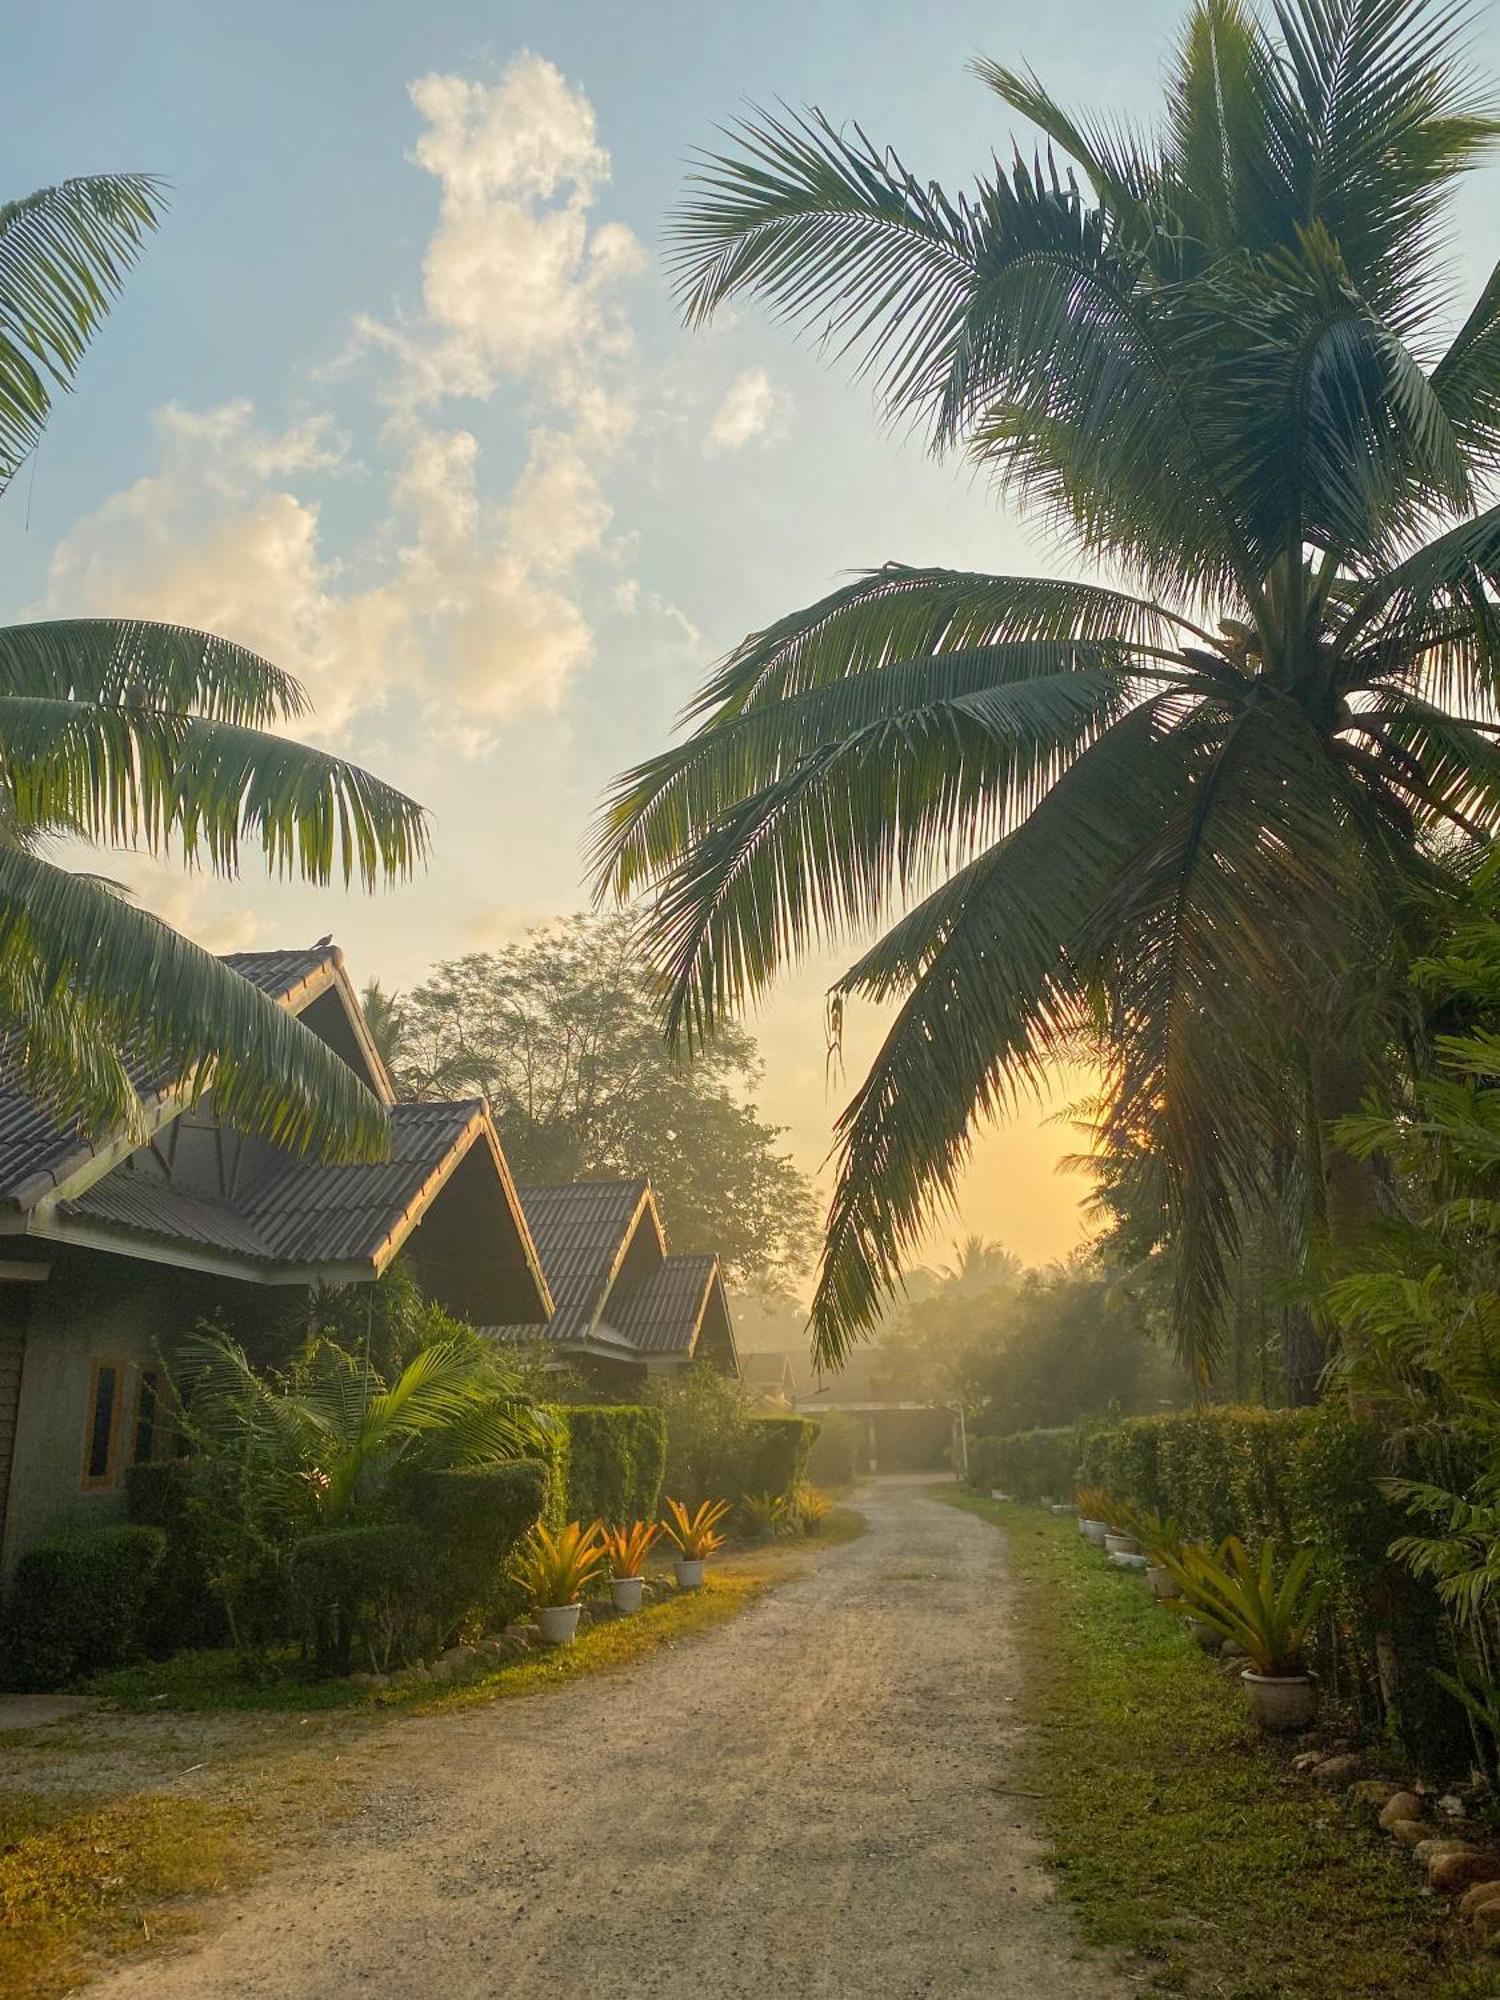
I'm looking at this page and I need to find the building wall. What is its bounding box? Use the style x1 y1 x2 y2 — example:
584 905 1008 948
0 1243 278 1574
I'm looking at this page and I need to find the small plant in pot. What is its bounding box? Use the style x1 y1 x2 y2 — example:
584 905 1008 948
1073 1486 1113 1549
663 1497 730 1587
602 1519 662 1613
1117 1504 1186 1599
514 1520 608 1644
1160 1537 1326 1729
737 1491 786 1542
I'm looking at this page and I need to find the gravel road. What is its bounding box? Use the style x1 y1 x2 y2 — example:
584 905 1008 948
95 1480 1136 1999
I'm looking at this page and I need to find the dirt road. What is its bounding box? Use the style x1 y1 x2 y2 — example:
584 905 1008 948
95 1481 1135 1998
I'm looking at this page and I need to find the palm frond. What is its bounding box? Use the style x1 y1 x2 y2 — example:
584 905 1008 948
0 619 309 725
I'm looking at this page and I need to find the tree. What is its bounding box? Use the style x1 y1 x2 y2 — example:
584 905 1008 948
0 177 426 1159
387 914 819 1286
595 0 1500 1367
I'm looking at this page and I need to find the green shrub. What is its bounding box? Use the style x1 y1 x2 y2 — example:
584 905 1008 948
124 1460 226 1654
401 1459 547 1639
970 1426 1079 1501
743 1414 818 1503
806 1410 860 1485
654 1364 754 1505
0 1526 167 1691
289 1523 432 1676
556 1405 667 1523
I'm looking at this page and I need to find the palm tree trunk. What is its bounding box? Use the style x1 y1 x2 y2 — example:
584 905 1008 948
1311 1047 1381 1256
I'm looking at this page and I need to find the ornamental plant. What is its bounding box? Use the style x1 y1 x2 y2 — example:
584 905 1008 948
513 1521 608 1609
737 1491 787 1538
602 1519 662 1580
1160 1537 1327 1678
663 1497 731 1561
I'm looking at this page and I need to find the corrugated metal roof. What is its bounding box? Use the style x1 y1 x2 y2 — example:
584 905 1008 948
220 946 340 1000
61 1100 480 1270
606 1255 718 1354
503 1179 649 1342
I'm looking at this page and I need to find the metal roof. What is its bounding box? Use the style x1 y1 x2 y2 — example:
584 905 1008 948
506 1179 651 1342
606 1255 719 1355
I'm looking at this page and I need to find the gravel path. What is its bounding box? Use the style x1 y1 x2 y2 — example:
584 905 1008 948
95 1480 1136 1999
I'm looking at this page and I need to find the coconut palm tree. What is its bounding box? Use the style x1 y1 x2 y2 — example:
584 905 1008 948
0 175 426 1158
595 0 1500 1367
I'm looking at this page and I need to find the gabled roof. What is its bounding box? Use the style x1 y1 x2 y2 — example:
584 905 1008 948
607 1254 719 1355
511 1179 656 1343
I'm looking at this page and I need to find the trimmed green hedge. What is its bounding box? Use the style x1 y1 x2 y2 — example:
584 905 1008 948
401 1459 547 1639
806 1410 859 1486
125 1459 226 1654
1080 1406 1469 1773
290 1522 431 1676
555 1405 667 1523
969 1426 1080 1502
0 1525 167 1691
743 1414 819 1501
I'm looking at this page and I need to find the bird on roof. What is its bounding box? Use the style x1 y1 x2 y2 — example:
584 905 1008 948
313 934 333 949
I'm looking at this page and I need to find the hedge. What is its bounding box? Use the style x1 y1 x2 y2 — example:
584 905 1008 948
125 1459 226 1654
806 1410 859 1486
1079 1406 1470 1774
742 1414 819 1501
401 1459 547 1640
968 1426 1080 1502
0 1525 166 1691
555 1405 667 1524
290 1522 431 1676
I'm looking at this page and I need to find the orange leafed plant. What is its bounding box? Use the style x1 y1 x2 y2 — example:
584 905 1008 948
513 1520 608 1607
603 1519 662 1579
663 1497 731 1560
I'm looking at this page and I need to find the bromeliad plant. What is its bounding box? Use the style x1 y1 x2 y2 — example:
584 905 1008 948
737 1491 787 1539
514 1521 609 1609
602 1519 663 1580
1161 1538 1327 1678
663 1497 731 1561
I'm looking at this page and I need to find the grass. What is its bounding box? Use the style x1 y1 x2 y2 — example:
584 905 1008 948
942 1492 1498 2000
0 1507 863 1998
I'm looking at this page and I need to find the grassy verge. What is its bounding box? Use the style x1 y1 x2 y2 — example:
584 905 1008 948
0 1507 863 1998
943 1492 1495 2000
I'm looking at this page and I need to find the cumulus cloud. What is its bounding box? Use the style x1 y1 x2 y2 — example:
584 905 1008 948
41 52 644 743
707 367 791 453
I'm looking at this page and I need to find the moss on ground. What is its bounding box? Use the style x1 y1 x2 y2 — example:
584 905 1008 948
0 1508 863 1997
944 1490 1499 2000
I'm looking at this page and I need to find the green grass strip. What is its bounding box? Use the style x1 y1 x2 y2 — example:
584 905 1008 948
943 1492 1495 2000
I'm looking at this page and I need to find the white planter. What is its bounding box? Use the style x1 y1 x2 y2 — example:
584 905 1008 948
675 1558 705 1589
1104 1531 1140 1557
1148 1564 1181 1600
1242 1669 1319 1731
1186 1615 1221 1650
989 1489 1011 1502
1109 1550 1150 1572
610 1575 644 1614
1081 1518 1109 1547
536 1603 583 1646
1051 1503 1074 1516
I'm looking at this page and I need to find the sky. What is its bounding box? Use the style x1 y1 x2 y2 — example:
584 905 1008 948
7 1 1500 1284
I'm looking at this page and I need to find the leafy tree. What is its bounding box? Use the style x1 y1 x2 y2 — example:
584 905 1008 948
387 913 818 1285
595 0 1500 1370
0 177 425 1158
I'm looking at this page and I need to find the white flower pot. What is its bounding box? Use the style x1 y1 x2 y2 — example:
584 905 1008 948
675 1558 705 1589
1242 1669 1319 1731
610 1575 644 1614
1148 1564 1180 1600
536 1603 582 1646
1104 1531 1140 1557
1186 1615 1221 1650
1109 1550 1150 1572
1081 1518 1109 1547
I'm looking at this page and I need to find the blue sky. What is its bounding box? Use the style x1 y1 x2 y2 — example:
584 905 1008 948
8 2 1500 1271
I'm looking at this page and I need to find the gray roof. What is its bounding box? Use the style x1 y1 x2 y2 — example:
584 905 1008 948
61 1101 484 1268
0 946 345 1207
607 1255 718 1355
511 1179 651 1342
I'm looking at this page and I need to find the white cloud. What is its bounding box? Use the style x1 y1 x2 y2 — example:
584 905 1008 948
707 367 791 453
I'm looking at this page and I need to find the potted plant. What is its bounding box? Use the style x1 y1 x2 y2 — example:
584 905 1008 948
663 1497 730 1587
1160 1537 1327 1729
1118 1504 1186 1599
513 1520 608 1644
1073 1486 1113 1548
737 1491 786 1543
602 1519 662 1612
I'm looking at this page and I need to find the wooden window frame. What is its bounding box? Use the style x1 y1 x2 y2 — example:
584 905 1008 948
130 1364 163 1469
81 1356 127 1490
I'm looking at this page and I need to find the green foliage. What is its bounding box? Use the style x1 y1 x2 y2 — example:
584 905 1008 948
1162 1537 1328 1677
736 1491 786 1538
805 1408 860 1485
662 1496 731 1560
556 1405 667 1525
0 1526 166 1691
124 1459 225 1654
653 1363 752 1505
968 1425 1079 1501
742 1414 818 1499
289 1522 431 1676
383 914 818 1286
512 1520 609 1607
401 1460 547 1639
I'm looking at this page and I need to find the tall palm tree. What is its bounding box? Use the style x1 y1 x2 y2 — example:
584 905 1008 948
0 176 426 1158
595 0 1500 1366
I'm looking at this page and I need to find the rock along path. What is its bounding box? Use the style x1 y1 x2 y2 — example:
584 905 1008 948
95 1480 1137 1999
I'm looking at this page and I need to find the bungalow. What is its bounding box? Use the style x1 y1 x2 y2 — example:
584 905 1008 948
492 1178 740 1392
0 943 554 1574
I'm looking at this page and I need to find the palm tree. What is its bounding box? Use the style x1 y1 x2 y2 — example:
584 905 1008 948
0 175 426 1158
595 0 1500 1367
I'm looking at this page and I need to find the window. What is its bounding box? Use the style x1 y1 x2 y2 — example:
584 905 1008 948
131 1367 162 1467
81 1359 125 1488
